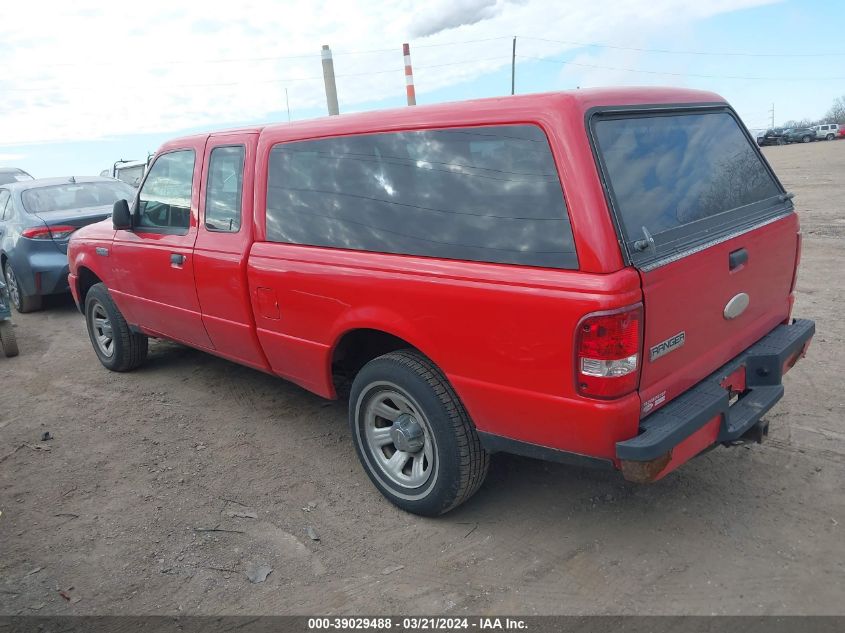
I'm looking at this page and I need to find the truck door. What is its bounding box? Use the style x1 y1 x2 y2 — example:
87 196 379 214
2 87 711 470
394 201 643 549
193 132 269 371
111 136 213 349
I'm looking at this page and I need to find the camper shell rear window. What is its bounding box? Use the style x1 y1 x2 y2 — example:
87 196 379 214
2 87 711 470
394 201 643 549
590 107 790 267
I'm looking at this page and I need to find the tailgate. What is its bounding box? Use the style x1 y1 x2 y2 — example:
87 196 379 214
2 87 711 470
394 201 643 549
590 105 798 415
637 215 797 411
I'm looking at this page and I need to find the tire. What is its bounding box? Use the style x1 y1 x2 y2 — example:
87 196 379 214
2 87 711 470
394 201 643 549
802 135 812 143
826 134 835 141
0 321 18 358
3 262 42 313
776 137 785 146
349 349 489 516
84 282 148 371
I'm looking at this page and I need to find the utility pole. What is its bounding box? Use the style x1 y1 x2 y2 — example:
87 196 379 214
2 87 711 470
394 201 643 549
769 103 775 128
511 36 516 95
403 43 416 106
321 45 340 116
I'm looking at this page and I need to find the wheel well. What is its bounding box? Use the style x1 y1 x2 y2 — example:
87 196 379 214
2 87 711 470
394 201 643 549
331 329 420 394
77 267 103 307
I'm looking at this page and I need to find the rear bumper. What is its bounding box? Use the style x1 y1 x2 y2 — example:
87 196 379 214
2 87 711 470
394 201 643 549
616 318 815 481
35 263 70 295
7 246 69 296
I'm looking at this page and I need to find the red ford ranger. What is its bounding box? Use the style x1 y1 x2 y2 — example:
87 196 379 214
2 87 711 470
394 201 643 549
68 88 814 516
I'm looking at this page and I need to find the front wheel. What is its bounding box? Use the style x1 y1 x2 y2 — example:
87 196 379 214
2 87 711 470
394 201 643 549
0 321 18 357
85 283 148 371
802 135 812 143
349 350 489 516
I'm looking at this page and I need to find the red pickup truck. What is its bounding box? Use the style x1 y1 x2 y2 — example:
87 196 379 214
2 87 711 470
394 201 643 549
67 88 814 516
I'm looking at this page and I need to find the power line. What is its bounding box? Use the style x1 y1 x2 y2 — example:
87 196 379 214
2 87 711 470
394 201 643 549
1 56 513 92
518 35 845 58
519 54 845 81
7 51 842 94
17 37 513 69
8 33 845 72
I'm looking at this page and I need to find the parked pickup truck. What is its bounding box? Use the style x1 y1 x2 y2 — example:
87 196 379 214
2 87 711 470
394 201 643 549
67 88 814 516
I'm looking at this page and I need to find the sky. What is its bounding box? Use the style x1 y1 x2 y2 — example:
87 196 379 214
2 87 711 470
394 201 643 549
1 0 843 177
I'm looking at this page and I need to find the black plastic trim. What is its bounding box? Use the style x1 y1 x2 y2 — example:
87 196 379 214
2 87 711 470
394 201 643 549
729 247 748 270
616 318 815 461
133 226 190 237
478 431 613 470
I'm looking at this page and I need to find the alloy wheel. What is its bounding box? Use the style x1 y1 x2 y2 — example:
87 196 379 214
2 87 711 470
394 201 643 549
5 265 21 310
90 301 115 358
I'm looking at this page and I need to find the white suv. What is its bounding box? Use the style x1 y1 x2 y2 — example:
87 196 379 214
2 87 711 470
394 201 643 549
813 123 840 140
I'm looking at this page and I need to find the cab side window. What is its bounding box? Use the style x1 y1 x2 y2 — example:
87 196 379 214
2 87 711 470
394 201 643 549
205 146 244 232
137 150 195 233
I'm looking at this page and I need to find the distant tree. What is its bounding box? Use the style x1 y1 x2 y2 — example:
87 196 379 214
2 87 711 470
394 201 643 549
782 119 815 128
825 96 845 124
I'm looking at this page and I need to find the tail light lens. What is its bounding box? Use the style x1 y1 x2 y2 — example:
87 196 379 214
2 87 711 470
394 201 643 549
21 225 77 240
575 304 643 399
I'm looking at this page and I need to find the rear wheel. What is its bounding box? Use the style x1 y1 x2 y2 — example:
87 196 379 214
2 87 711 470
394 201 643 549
3 262 42 313
349 350 489 516
776 137 785 146
802 135 812 143
84 283 148 371
0 321 18 357
826 133 835 141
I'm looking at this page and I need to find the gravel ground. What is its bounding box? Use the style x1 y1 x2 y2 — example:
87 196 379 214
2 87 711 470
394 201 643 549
1 139 843 616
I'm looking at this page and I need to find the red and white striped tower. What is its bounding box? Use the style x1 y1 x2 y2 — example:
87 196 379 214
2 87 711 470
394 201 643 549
403 43 416 106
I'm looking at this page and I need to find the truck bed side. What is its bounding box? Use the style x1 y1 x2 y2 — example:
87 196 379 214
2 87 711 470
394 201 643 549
247 244 642 460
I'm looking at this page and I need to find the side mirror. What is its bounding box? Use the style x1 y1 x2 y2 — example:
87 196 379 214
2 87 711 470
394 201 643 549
112 199 132 230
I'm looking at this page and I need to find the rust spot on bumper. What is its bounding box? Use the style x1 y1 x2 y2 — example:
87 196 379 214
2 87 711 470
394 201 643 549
620 452 672 483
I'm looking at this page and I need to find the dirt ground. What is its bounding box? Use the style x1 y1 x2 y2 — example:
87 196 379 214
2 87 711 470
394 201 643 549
1 140 843 616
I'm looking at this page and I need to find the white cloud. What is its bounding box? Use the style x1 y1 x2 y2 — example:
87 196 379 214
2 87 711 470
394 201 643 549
0 0 775 145
409 0 502 38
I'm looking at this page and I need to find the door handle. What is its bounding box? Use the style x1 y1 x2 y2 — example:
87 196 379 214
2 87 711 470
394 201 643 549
170 253 185 266
729 248 747 270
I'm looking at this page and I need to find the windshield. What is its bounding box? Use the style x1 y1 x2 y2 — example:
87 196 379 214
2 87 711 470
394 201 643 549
592 110 784 261
21 181 134 214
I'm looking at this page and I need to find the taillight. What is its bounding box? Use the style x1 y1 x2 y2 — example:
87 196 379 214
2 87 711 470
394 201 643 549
21 225 77 240
575 304 643 399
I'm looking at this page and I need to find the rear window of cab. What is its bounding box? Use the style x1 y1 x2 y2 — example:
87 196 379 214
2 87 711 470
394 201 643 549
265 124 578 269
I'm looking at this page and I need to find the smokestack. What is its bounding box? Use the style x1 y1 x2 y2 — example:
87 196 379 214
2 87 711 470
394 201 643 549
321 44 339 116
403 43 416 106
